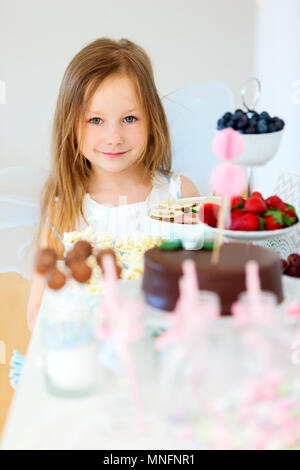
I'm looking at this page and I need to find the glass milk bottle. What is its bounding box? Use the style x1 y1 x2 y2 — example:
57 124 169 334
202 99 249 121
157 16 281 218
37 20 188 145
41 283 100 398
156 290 221 422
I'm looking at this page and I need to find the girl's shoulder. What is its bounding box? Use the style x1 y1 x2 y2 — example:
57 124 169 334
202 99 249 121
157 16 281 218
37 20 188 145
153 169 200 198
180 174 200 198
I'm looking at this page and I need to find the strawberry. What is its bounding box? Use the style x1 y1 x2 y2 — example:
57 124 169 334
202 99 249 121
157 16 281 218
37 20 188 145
263 210 284 230
265 195 287 212
285 264 300 278
287 253 300 267
198 203 220 227
283 209 298 226
230 213 260 231
244 196 267 214
258 216 266 230
231 196 245 210
251 191 264 200
231 208 245 220
281 259 289 273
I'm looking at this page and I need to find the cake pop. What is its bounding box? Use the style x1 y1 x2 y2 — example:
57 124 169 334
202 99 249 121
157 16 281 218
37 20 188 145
73 240 93 258
69 261 92 283
35 248 57 274
47 267 66 290
65 241 93 267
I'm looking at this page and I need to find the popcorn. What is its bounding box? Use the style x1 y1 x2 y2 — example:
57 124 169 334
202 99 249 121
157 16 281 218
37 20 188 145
62 226 162 293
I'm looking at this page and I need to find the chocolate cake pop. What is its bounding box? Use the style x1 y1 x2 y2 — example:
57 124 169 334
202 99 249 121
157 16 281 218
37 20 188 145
70 261 92 283
65 249 82 267
65 241 93 267
35 248 57 274
47 267 66 290
96 248 122 278
73 240 93 259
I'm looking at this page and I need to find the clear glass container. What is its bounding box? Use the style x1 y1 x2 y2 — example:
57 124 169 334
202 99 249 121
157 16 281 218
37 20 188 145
41 284 100 398
157 290 221 422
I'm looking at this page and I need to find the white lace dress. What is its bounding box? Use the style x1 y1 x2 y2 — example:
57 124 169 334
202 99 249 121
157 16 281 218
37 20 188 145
79 170 182 238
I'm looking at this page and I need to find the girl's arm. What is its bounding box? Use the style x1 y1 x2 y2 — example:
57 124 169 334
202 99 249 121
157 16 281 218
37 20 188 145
26 271 47 332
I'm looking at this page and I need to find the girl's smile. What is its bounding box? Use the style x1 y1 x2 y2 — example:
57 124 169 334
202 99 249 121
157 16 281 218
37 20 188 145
100 151 128 157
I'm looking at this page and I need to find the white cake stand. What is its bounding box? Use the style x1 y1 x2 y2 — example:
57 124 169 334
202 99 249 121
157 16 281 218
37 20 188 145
235 129 284 195
234 77 284 195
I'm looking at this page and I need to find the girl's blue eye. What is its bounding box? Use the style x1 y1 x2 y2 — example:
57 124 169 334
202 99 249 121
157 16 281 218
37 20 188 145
88 116 137 125
124 115 137 123
89 117 102 125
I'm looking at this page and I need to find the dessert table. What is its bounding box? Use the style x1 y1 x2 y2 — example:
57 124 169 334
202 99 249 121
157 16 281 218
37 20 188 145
1 276 299 450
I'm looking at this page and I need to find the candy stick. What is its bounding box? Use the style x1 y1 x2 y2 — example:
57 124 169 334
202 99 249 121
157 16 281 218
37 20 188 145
120 339 145 427
210 129 247 265
157 259 220 420
246 260 262 321
96 255 146 425
211 195 230 265
101 253 121 314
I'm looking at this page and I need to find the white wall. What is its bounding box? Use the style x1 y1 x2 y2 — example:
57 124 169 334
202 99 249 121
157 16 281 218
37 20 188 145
254 0 300 195
0 0 255 170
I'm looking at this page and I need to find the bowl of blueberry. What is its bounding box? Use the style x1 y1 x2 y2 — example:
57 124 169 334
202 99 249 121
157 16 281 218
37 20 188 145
217 109 285 166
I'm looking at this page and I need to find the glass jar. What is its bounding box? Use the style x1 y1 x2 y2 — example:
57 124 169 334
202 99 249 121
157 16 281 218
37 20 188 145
156 290 221 422
41 284 100 398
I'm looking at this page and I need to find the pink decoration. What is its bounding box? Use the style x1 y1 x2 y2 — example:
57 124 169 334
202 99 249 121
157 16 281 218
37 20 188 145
246 260 261 295
286 302 300 318
212 128 244 161
210 162 247 197
232 261 275 327
94 254 145 425
95 254 143 341
157 259 219 349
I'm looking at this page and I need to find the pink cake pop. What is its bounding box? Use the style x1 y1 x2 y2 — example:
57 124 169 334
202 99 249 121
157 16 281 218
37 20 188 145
212 127 244 160
210 162 247 198
210 128 247 264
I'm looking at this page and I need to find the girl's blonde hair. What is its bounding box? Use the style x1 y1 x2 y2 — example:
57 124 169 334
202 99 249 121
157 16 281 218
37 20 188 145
38 37 172 256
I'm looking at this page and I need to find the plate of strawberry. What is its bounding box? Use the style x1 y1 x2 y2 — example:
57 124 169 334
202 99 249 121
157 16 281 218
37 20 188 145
200 192 299 242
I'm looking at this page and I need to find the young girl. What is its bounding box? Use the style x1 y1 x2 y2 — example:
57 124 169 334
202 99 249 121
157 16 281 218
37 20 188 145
26 37 200 332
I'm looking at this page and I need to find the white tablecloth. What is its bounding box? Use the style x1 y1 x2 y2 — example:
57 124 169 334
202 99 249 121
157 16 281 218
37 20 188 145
1 276 299 450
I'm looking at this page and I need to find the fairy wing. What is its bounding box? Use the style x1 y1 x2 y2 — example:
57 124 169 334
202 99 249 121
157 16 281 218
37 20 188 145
0 166 49 279
162 81 234 195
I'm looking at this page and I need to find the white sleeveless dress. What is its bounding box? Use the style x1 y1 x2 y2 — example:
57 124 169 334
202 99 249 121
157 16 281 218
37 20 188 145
79 170 182 238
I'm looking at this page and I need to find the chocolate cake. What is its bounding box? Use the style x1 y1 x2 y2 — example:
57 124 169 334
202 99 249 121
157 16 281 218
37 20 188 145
142 242 283 315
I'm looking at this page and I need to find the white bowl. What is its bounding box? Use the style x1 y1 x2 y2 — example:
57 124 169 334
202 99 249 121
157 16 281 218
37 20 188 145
234 130 283 167
204 221 299 243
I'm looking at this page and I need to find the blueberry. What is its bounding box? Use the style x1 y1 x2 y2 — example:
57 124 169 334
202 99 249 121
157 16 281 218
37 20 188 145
233 109 244 119
260 111 271 122
244 122 256 134
225 118 235 128
268 122 277 133
274 118 284 131
223 112 232 123
217 117 225 130
257 118 268 133
236 114 248 130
